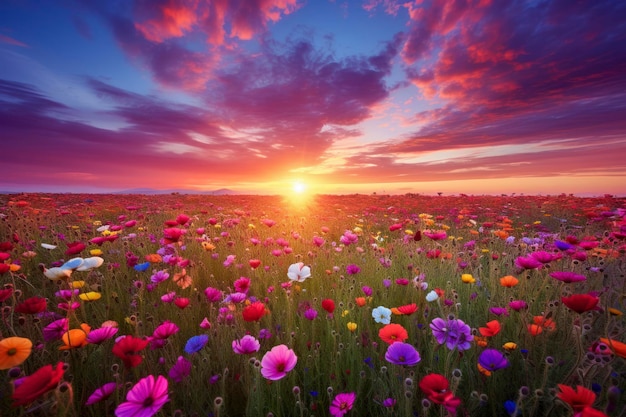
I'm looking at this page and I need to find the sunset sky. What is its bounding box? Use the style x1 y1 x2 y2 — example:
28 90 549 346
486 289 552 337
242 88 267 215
1 0 625 196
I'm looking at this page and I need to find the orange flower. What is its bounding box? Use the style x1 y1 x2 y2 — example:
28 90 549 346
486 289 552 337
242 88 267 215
59 323 91 350
533 315 556 332
478 320 501 337
477 363 491 376
474 336 488 347
527 324 543 336
145 253 162 263
599 338 626 358
0 336 32 370
173 269 192 289
378 324 409 345
355 297 367 307
499 275 519 287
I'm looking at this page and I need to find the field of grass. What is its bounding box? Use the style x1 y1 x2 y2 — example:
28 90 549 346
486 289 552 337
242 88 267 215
0 193 624 416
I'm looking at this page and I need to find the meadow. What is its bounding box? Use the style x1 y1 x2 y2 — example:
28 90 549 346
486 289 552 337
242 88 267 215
0 192 624 417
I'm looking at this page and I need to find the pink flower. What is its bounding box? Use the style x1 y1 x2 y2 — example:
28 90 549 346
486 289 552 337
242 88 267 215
514 256 543 270
87 326 119 344
330 392 356 417
86 382 117 405
114 375 168 417
204 287 223 303
232 335 261 355
260 344 298 380
509 300 528 311
234 277 251 293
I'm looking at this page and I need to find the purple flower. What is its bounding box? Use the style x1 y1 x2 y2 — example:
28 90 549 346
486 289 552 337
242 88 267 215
346 264 361 275
232 335 261 354
304 308 318 320
115 375 168 417
168 356 192 383
383 397 396 408
554 240 574 251
85 382 117 405
42 318 69 342
259 328 272 339
382 279 391 288
430 318 473 351
384 342 421 366
549 271 586 283
150 269 170 284
509 300 528 311
489 307 509 316
204 287 223 302
224 292 247 303
478 349 510 371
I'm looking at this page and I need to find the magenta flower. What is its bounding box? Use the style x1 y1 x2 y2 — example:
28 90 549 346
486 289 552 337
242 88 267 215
260 344 298 380
232 335 261 355
234 277 251 293
86 382 117 405
115 375 169 417
329 392 356 417
150 270 169 284
509 300 528 311
384 342 421 366
151 320 179 348
204 287 223 303
87 326 119 344
549 271 586 283
339 230 358 245
168 356 192 383
530 251 556 264
361 286 373 296
42 318 69 342
423 230 447 240
489 307 509 316
346 264 361 275
514 256 543 270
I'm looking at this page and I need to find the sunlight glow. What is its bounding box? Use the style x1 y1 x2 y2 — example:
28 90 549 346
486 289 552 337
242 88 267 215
293 182 306 194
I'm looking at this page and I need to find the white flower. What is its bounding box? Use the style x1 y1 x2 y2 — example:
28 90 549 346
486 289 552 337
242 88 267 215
425 290 439 302
287 262 311 282
41 243 57 250
372 306 392 325
76 257 104 271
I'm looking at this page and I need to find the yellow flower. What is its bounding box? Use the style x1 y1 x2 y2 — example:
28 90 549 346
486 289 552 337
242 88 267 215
248 223 256 229
89 249 103 256
93 220 102 226
341 310 350 318
404 229 414 236
503 342 518 351
477 363 492 377
461 274 476 284
481 249 490 253
71 280 85 289
79 292 102 301
0 337 32 370
347 322 357 332
353 227 363 236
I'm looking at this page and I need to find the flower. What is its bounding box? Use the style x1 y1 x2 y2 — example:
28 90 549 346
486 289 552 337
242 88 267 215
329 392 356 417
499 275 519 287
372 306 392 324
461 273 475 284
425 290 439 302
562 293 600 314
346 264 361 275
384 342 421 366
260 344 298 380
184 334 209 354
112 335 149 368
378 323 409 345
550 271 587 283
599 338 626 358
115 375 169 417
321 299 335 314
556 384 596 412
478 320 501 337
79 291 102 301
242 301 267 322
59 323 91 350
87 326 119 344
419 373 461 413
478 349 510 371
204 287 223 302
509 300 528 311
396 303 418 315
430 318 474 351
0 337 32 370
304 308 318 320
287 262 311 282
347 322 357 332
232 335 261 354
12 362 65 407
169 356 192 383
14 296 47 314
514 256 543 270
86 382 117 405
42 318 69 342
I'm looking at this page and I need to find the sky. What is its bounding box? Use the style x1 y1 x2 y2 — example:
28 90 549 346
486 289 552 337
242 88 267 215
1 0 625 196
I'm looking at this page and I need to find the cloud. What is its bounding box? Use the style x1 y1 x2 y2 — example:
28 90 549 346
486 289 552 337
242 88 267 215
0 34 28 47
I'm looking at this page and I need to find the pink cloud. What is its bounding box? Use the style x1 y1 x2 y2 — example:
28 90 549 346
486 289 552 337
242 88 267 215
0 34 28 47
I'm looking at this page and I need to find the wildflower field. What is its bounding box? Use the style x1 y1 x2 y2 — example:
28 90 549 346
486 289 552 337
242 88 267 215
0 192 625 417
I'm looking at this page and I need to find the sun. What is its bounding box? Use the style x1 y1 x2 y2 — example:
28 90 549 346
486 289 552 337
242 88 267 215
292 181 307 194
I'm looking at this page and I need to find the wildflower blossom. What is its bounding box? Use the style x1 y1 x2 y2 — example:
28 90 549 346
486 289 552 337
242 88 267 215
419 373 461 413
12 362 65 407
378 324 409 345
478 349 510 371
385 342 421 366
260 344 298 380
243 301 267 322
372 306 392 325
184 335 209 354
232 335 261 354
287 262 311 282
330 392 356 417
562 293 599 314
430 318 473 351
0 337 32 370
115 375 169 417
112 336 149 368
86 382 117 405
169 356 192 383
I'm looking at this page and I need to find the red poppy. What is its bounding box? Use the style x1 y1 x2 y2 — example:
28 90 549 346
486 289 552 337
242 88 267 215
112 336 149 368
478 320 501 337
0 263 10 274
527 324 543 336
65 241 86 256
561 294 599 314
174 297 190 309
12 362 65 407
321 299 335 314
249 259 261 269
355 297 367 307
242 302 267 322
15 296 47 314
163 228 186 244
419 373 461 412
378 323 409 345
556 384 596 412
396 303 418 315
533 315 556 332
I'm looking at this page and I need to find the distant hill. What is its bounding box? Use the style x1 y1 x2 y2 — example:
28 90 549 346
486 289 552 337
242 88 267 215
113 188 238 195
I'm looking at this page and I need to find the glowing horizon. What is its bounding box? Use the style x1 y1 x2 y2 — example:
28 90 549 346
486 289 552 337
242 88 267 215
1 1 625 196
